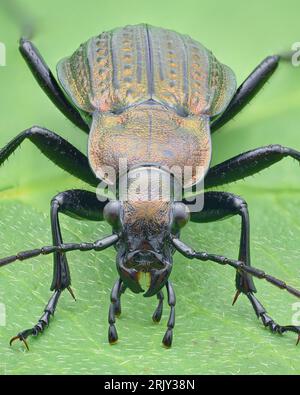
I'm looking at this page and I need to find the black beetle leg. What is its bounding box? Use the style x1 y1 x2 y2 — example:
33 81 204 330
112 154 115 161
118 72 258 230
10 290 61 351
114 282 127 317
162 281 175 348
152 290 164 323
50 190 107 292
0 126 98 187
19 38 89 133
185 191 256 303
172 237 300 345
205 145 300 189
7 189 108 349
211 54 283 132
247 293 300 345
108 279 122 344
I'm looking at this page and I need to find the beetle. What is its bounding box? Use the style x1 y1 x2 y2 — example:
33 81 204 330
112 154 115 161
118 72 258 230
1 24 300 350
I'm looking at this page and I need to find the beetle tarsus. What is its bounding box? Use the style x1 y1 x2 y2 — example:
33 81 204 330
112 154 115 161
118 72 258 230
108 324 118 344
9 290 61 351
108 279 122 344
9 334 30 351
162 328 173 348
248 293 300 344
152 290 164 323
161 282 175 348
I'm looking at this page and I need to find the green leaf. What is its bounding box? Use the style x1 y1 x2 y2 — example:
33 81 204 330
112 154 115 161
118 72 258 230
1 0 300 375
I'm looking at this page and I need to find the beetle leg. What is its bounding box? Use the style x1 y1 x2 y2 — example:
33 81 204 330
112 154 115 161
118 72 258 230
152 290 164 323
205 145 300 189
114 282 127 317
162 281 175 348
50 190 107 292
247 293 300 345
184 191 256 299
0 126 98 187
211 53 291 132
108 278 122 344
19 38 89 133
10 290 61 351
172 237 300 344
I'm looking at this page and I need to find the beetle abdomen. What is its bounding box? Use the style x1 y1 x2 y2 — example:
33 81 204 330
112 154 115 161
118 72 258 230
57 24 236 117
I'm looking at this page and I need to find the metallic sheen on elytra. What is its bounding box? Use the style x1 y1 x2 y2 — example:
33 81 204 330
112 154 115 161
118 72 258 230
57 24 236 186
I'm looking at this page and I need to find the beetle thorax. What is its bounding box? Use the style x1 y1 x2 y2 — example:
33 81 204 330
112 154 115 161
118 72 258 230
120 166 173 237
88 103 212 188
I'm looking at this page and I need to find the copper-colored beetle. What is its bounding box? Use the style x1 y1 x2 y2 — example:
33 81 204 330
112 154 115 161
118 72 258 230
1 24 300 349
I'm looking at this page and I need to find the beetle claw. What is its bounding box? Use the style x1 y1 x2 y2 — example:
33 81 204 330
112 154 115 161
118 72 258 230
296 334 300 346
10 334 30 351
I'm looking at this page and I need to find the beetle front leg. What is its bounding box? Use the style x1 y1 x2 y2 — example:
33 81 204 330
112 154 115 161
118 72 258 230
10 290 61 350
108 278 122 344
247 293 300 344
172 237 300 344
162 281 176 348
153 290 164 323
8 189 108 350
50 190 107 293
185 191 256 302
114 282 127 317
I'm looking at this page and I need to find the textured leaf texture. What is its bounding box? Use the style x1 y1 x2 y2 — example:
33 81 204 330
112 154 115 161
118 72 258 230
0 0 300 375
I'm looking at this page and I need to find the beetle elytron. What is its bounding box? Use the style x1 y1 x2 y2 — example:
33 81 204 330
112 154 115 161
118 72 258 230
1 24 300 350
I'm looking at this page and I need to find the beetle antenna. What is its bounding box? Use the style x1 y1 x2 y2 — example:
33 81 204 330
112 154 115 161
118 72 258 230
0 234 119 268
172 237 300 300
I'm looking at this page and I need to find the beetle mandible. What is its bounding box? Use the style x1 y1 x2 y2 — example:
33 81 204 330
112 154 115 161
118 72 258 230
1 24 300 350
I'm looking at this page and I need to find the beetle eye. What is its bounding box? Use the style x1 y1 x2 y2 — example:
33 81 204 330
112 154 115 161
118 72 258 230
104 201 121 227
172 202 190 229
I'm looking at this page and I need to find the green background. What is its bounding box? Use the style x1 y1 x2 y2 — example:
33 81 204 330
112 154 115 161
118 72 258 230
0 0 300 375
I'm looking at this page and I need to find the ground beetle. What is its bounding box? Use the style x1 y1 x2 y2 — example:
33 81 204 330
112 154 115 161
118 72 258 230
1 24 300 350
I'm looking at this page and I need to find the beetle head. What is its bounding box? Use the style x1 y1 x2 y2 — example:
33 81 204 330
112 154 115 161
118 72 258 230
104 195 189 297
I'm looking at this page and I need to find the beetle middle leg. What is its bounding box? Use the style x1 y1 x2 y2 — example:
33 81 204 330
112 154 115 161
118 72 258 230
205 144 300 189
0 126 98 187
